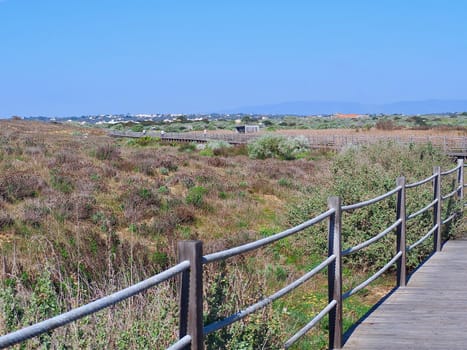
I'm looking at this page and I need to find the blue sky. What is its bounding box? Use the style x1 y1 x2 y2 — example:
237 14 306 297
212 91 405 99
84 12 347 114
1 0 467 117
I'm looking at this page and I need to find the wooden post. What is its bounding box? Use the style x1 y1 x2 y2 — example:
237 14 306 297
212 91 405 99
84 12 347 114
433 167 442 252
457 158 464 205
178 241 204 350
396 177 406 287
328 196 343 349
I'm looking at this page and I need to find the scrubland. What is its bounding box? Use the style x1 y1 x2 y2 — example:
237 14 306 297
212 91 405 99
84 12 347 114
0 120 463 349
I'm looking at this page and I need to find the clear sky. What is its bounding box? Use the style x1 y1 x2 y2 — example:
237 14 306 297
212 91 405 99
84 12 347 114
1 0 467 117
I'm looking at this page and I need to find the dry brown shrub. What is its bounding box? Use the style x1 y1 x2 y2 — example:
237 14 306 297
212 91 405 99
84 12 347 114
168 172 196 188
101 164 117 178
95 144 121 161
130 150 181 171
120 182 161 222
174 205 195 224
0 172 46 202
53 149 79 165
250 178 275 194
375 119 398 130
207 157 227 167
50 193 96 221
0 210 13 228
24 146 46 156
21 200 49 227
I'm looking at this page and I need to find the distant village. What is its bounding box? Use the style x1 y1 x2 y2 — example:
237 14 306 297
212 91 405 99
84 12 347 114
19 111 462 127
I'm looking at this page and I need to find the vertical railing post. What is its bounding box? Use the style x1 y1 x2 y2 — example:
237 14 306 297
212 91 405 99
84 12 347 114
328 196 343 349
178 240 204 350
396 177 406 287
457 158 464 207
433 166 442 252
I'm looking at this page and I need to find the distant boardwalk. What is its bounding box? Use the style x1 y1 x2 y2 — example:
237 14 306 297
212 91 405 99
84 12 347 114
343 239 467 350
109 130 467 154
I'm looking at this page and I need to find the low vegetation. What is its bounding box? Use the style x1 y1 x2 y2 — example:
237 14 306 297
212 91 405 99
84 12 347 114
104 113 467 135
0 120 464 349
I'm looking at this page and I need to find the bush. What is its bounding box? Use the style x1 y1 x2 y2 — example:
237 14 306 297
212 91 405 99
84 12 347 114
0 210 13 229
288 142 453 271
206 140 232 151
178 143 197 153
94 144 121 161
186 186 208 207
248 134 309 160
50 170 74 194
22 200 50 227
207 157 227 167
375 119 397 130
0 172 45 202
130 124 145 132
127 136 160 147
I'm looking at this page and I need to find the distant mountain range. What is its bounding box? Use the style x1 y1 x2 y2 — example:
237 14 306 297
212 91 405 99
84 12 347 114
222 99 467 115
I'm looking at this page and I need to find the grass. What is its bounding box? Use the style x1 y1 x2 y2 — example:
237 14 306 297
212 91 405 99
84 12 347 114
0 119 464 349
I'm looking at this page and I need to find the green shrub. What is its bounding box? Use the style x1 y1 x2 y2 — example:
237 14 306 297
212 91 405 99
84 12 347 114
287 142 453 271
127 136 160 147
186 186 208 207
130 124 145 132
50 170 74 193
248 135 309 160
178 142 197 153
206 140 232 151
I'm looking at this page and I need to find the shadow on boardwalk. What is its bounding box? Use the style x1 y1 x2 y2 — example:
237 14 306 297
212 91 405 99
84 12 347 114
342 239 467 350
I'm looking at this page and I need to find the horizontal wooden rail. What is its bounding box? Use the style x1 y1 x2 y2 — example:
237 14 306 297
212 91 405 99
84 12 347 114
284 300 338 348
0 261 191 349
406 224 439 252
342 219 402 256
109 130 467 154
342 186 402 211
343 252 403 300
407 199 438 220
203 255 336 335
203 209 334 263
405 173 437 189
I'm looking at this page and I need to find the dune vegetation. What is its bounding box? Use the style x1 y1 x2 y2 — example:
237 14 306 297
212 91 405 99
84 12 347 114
0 120 463 349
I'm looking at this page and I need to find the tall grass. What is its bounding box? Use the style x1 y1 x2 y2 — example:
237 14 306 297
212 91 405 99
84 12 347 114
0 121 462 349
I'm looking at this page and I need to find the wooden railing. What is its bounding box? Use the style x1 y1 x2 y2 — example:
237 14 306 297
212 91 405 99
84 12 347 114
0 160 465 349
109 130 467 153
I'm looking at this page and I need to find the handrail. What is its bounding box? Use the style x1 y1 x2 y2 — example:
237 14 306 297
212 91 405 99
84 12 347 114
342 186 402 211
405 173 436 188
0 261 191 349
342 219 402 256
166 335 192 350
109 131 467 154
443 213 457 225
440 163 462 176
203 209 335 263
407 224 438 252
343 251 403 300
407 199 438 220
442 188 459 201
203 254 336 335
1 158 464 350
284 300 338 348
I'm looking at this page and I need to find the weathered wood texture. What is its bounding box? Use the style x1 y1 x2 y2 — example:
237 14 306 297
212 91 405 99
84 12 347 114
343 239 467 350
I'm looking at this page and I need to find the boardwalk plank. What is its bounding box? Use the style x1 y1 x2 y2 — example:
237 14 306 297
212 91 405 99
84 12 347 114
343 240 467 350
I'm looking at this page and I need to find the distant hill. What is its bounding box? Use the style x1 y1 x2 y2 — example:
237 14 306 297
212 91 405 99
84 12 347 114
222 99 467 115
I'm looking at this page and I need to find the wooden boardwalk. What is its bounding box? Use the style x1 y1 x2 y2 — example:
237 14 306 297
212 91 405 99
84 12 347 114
343 239 467 350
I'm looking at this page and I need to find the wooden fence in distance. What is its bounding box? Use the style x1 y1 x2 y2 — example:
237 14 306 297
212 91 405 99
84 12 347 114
110 130 467 155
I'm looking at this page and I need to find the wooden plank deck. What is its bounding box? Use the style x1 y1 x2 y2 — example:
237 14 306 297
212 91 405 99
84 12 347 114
343 239 467 350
